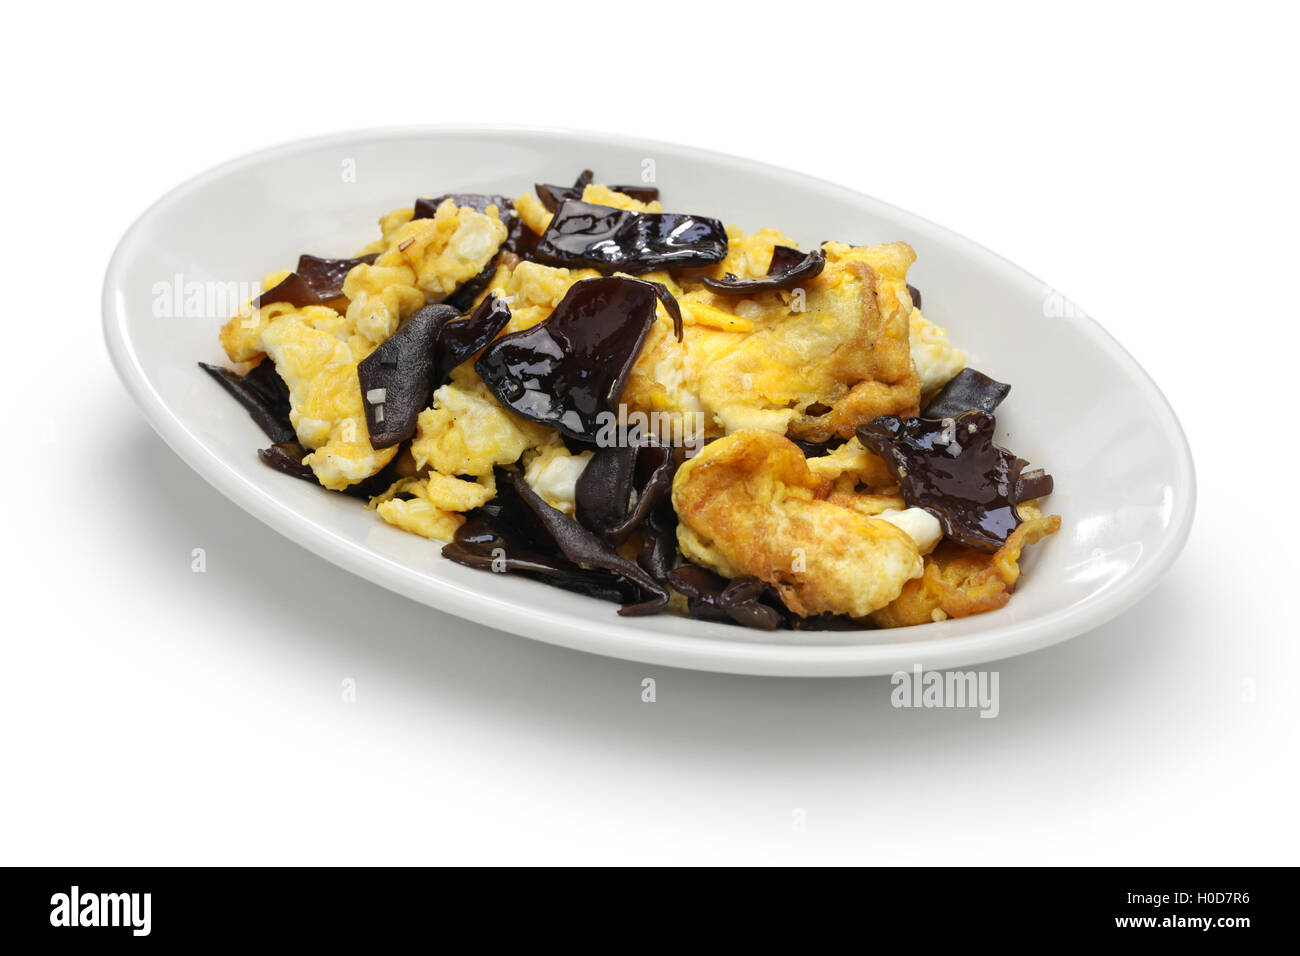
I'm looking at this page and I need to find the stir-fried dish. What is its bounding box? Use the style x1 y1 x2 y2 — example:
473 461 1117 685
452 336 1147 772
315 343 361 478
201 170 1060 631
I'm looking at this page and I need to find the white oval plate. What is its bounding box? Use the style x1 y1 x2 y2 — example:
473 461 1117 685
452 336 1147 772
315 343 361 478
103 126 1195 677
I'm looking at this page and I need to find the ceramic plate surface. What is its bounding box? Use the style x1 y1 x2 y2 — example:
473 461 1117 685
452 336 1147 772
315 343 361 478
103 126 1195 676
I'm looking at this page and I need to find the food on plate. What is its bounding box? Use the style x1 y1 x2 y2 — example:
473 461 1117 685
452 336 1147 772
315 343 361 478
202 171 1060 630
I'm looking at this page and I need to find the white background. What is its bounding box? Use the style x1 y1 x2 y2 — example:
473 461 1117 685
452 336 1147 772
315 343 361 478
2 1 1296 864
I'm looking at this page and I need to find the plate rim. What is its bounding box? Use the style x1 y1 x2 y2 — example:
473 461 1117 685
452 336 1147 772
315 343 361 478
102 123 1197 677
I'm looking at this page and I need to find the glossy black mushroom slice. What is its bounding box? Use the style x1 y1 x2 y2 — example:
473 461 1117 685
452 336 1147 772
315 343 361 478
446 517 563 577
790 612 868 631
253 253 379 308
295 253 380 300
442 257 498 312
502 471 671 616
199 361 296 444
608 184 659 204
258 440 316 482
575 443 678 546
534 169 594 213
533 200 727 274
667 566 785 631
650 280 683 338
475 277 678 441
857 411 1051 553
251 272 321 310
432 293 512 390
907 283 922 310
701 245 826 295
666 565 731 624
357 304 458 448
503 215 541 259
574 445 636 538
716 577 787 630
256 439 404 501
241 357 292 413
443 473 638 604
537 174 659 212
633 446 689 582
442 517 636 605
922 368 1012 419
768 244 808 274
637 496 679 583
789 435 848 458
535 182 579 213
1015 468 1055 502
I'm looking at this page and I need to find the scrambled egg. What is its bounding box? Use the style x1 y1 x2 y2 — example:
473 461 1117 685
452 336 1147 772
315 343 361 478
367 364 557 540
522 439 593 514
217 297 395 490
227 200 507 362
672 429 926 618
260 310 395 490
375 377 586 536
910 307 966 395
409 367 552 478
514 190 552 237
581 183 663 214
343 199 506 345
622 237 922 441
377 372 586 535
710 225 800 280
871 515 1062 627
369 472 496 541
805 437 898 494
488 260 600 334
